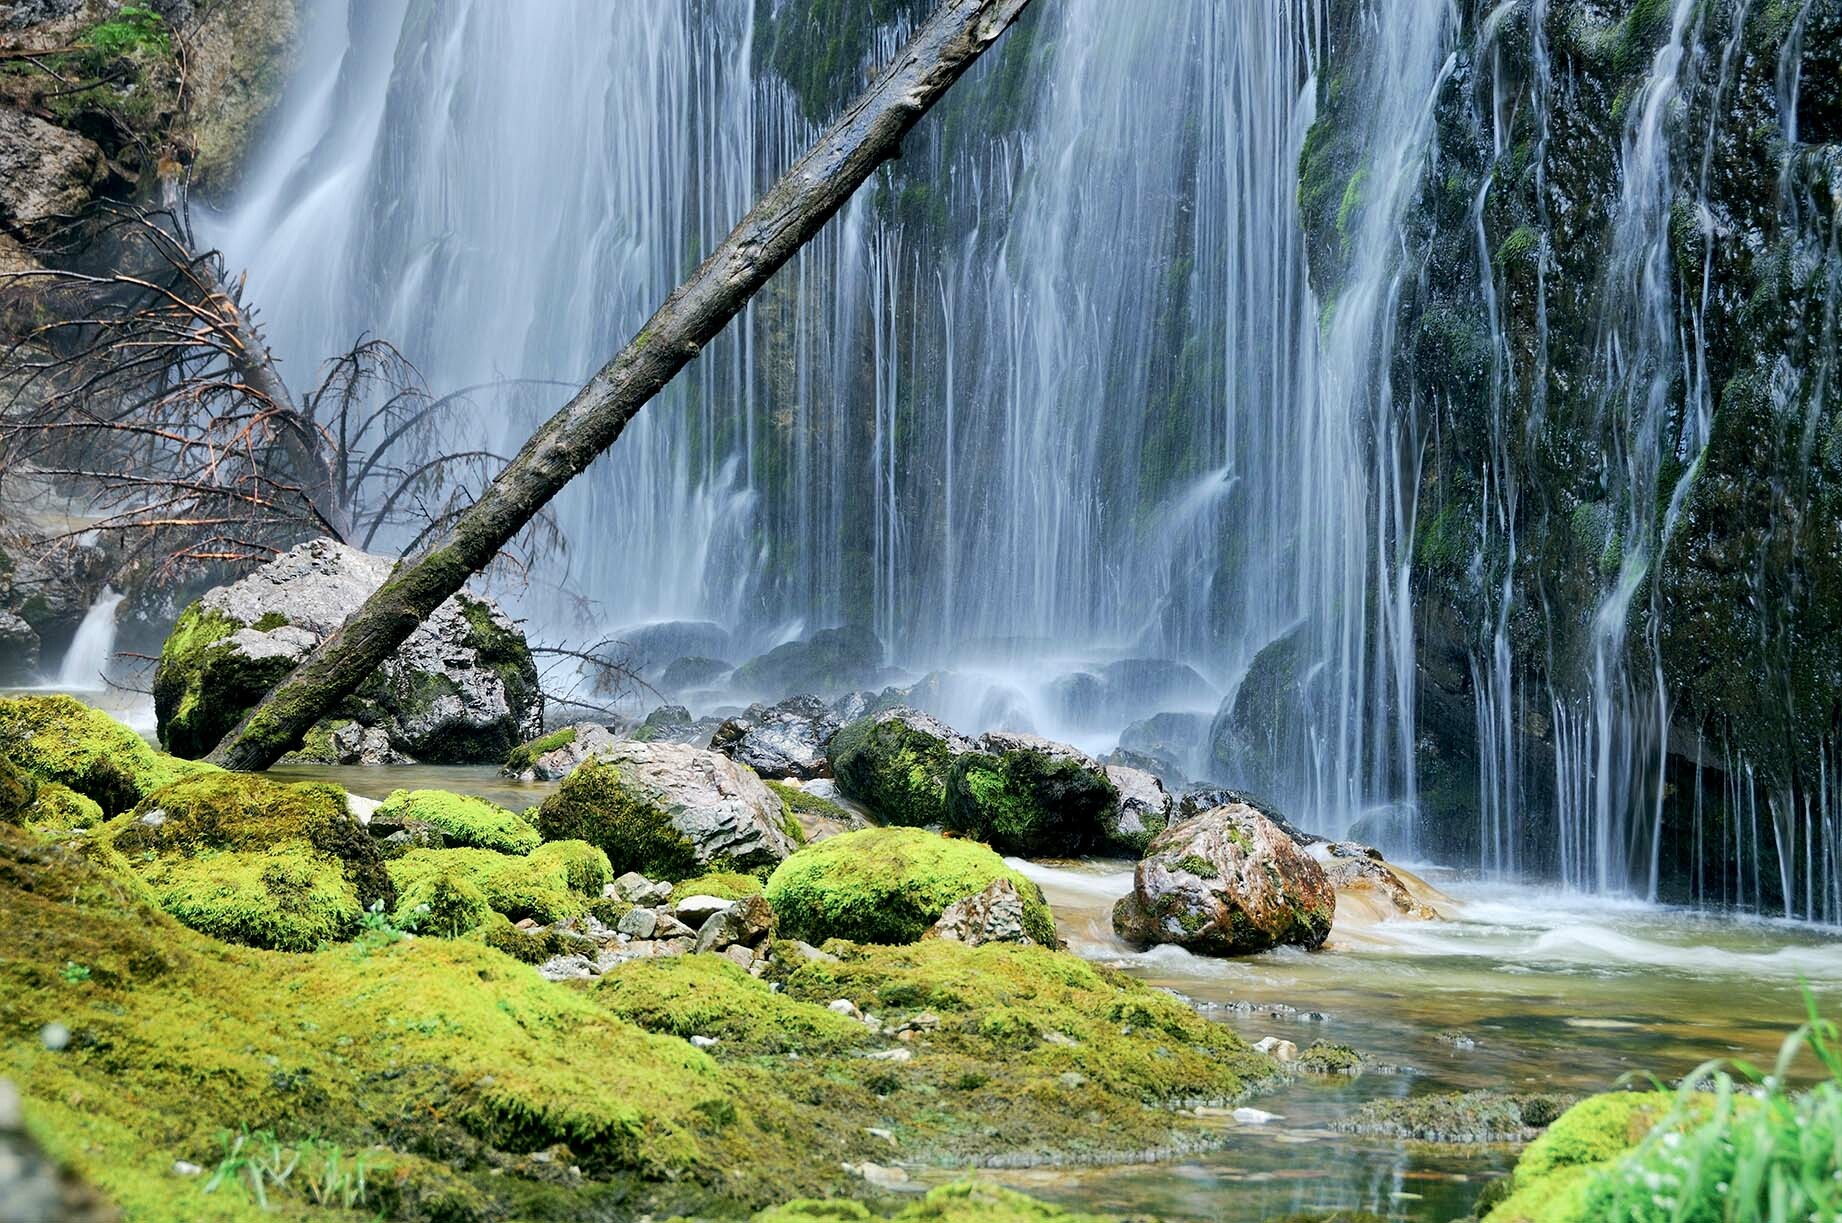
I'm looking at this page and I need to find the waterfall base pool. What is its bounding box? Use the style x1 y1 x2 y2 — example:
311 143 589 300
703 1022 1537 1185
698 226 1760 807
247 762 1842 1220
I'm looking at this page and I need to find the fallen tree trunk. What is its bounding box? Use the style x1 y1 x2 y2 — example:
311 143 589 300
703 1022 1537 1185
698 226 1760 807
207 0 1032 770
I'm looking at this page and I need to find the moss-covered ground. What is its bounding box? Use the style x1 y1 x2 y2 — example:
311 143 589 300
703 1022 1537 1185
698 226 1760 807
0 700 1284 1221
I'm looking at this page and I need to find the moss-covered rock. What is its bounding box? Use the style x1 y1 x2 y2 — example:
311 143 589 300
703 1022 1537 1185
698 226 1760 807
385 840 611 927
0 753 33 824
533 741 798 881
944 731 1121 856
1483 1092 1675 1223
673 870 767 901
765 827 1056 946
152 539 541 764
830 708 973 827
97 771 390 951
374 788 540 855
0 694 212 816
1113 802 1334 956
503 724 579 777
598 954 873 1056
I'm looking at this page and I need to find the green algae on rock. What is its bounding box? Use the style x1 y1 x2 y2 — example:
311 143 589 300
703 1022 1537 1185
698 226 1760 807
944 731 1121 856
1482 1092 1675 1223
374 788 541 855
765 826 1056 946
754 1181 1119 1221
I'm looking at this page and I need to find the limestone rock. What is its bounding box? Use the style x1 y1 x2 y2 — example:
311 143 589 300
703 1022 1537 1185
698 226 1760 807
1112 802 1334 956
1101 764 1174 855
693 894 775 953
924 876 1036 946
0 109 105 241
153 539 540 763
535 737 799 879
1311 840 1444 922
709 694 840 779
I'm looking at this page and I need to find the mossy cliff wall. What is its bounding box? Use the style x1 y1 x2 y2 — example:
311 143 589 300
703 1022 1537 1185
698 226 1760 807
1301 0 1841 905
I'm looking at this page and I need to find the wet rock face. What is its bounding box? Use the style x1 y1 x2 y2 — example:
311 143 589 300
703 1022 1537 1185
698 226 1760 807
709 694 841 779
731 624 888 697
1101 764 1174 856
535 738 800 880
1311 839 1442 921
0 612 38 685
0 108 105 242
1112 802 1335 956
152 538 540 763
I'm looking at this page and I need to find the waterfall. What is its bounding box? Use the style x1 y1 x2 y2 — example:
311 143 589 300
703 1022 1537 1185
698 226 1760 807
55 588 123 692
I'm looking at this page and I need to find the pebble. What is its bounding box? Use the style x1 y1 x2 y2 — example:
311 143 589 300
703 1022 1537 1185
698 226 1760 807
1232 1107 1282 1125
172 1161 203 1177
39 1024 69 1052
827 999 862 1019
844 1161 909 1189
689 1035 718 1049
862 1047 912 1062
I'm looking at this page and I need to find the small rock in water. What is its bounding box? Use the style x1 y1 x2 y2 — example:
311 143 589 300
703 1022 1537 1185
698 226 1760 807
1437 1029 1478 1050
1232 1107 1282 1125
1253 1036 1298 1062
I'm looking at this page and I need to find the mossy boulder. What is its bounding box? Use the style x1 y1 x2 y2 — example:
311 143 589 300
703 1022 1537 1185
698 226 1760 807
830 707 973 827
98 771 390 951
1113 803 1334 956
0 754 33 824
375 788 541 855
386 840 612 927
765 826 1056 946
598 954 873 1056
153 539 541 763
730 624 885 698
534 740 799 881
23 782 103 837
504 723 583 779
1483 1092 1675 1223
944 731 1122 856
0 694 212 816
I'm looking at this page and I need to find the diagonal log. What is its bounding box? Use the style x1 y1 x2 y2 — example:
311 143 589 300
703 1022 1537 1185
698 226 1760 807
206 0 1032 769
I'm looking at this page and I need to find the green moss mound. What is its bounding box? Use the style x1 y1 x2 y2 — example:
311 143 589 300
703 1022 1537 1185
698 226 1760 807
0 825 763 1220
674 870 766 901
944 747 1118 856
25 782 104 836
765 827 1055 946
1484 1092 1675 1223
534 756 702 880
0 694 213 815
829 713 962 827
96 771 390 951
375 788 540 855
386 840 610 926
597 954 872 1055
0 754 34 823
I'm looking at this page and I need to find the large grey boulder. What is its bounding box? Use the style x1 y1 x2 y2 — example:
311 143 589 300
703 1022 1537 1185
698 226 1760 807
153 538 541 763
709 694 841 779
1112 802 1334 957
534 738 800 879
